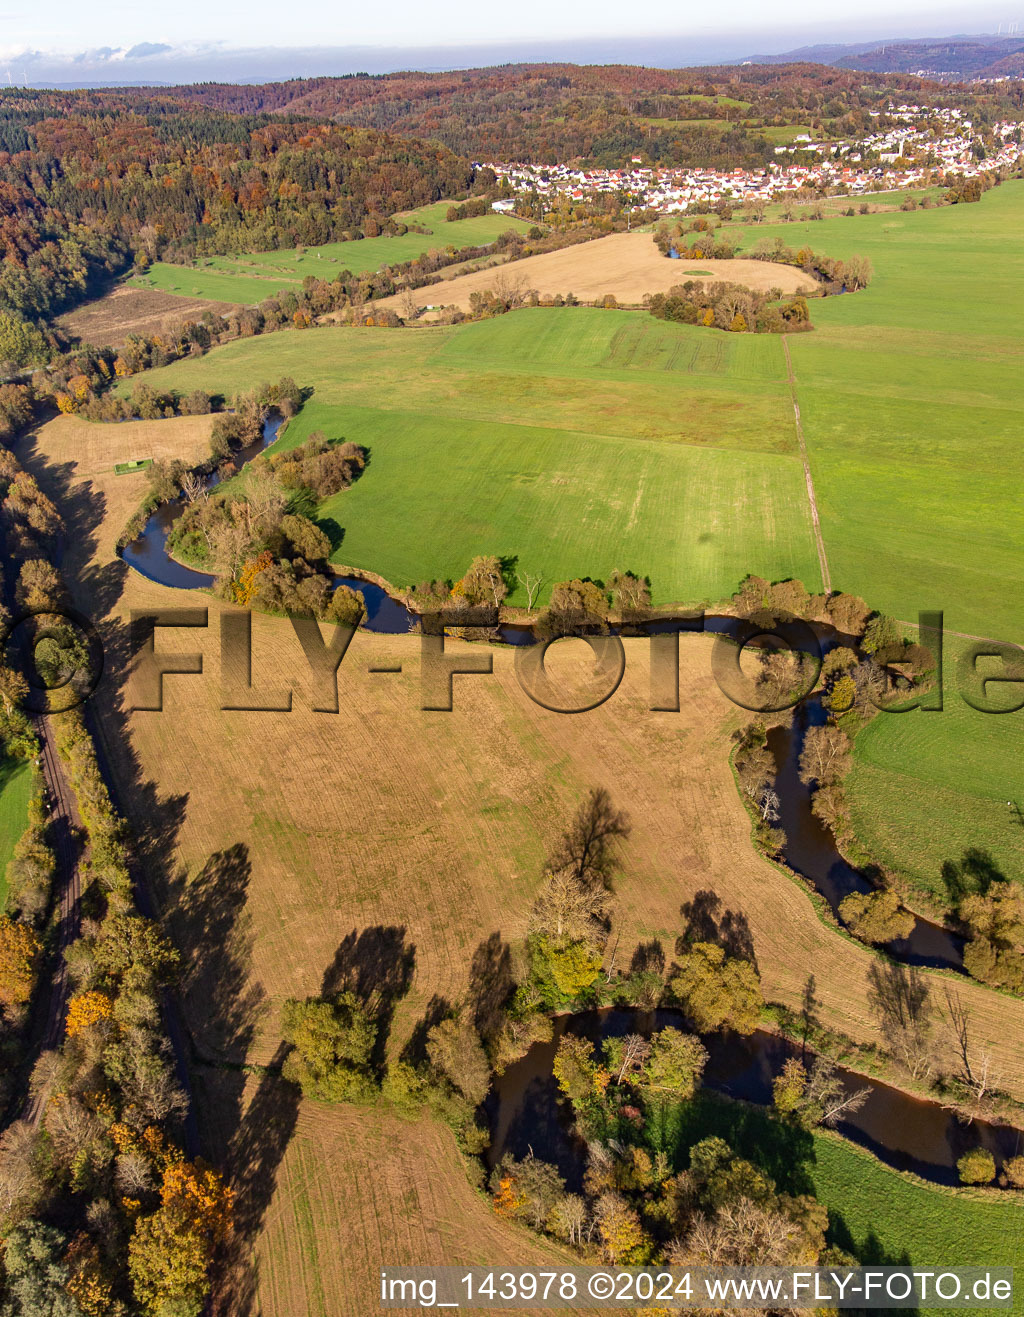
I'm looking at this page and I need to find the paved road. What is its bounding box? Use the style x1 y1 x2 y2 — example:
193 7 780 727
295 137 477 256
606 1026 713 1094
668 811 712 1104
22 714 83 1126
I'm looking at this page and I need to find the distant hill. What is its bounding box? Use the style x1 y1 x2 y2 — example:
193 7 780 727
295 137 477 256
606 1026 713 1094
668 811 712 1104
747 33 1024 81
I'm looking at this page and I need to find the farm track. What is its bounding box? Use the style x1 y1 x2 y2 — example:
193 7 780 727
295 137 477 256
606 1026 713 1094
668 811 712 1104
783 333 831 595
22 715 83 1126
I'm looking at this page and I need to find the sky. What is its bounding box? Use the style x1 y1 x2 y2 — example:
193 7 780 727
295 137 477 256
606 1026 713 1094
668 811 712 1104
1 0 1022 83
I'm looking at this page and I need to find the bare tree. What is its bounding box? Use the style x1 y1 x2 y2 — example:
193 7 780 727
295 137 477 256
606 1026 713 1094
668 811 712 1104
180 469 207 504
806 1056 870 1128
944 987 999 1117
610 1033 651 1084
609 569 651 614
491 271 528 310
798 724 852 788
515 570 545 612
550 1193 588 1247
530 868 612 944
245 462 287 534
867 961 934 1080
758 787 781 824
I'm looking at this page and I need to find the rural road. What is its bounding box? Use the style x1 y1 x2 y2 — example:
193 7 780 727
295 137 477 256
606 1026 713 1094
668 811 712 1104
22 714 83 1126
782 335 832 596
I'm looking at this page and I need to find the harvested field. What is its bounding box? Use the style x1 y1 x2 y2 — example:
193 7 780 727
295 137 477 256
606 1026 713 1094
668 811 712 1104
22 409 1024 1314
25 414 215 570
368 232 817 316
197 1069 580 1317
58 284 241 348
22 411 1024 1099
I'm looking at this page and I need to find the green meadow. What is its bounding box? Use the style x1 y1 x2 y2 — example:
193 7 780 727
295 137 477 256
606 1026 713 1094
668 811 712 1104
130 307 822 605
809 1134 1024 1312
0 757 32 911
130 185 1023 889
730 181 1024 646
655 1092 1022 1312
131 201 533 305
725 186 1024 897
846 633 1024 902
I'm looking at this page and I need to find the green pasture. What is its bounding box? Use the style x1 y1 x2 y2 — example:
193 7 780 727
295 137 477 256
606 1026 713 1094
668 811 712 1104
0 758 33 911
131 202 534 306
809 1133 1023 1311
651 1092 1022 1311
846 634 1024 904
730 181 1024 645
727 185 1024 892
126 307 821 605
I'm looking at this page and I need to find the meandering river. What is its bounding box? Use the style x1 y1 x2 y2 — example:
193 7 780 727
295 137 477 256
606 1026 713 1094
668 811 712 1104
118 420 1020 1190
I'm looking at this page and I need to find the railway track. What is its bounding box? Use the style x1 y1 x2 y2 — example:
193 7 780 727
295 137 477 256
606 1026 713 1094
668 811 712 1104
22 714 84 1126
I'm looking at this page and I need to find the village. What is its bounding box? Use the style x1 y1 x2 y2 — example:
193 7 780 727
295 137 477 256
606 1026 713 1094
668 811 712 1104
485 104 1024 213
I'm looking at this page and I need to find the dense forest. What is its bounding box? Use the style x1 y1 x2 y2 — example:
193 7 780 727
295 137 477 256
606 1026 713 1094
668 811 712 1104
164 62 1024 164
0 91 473 332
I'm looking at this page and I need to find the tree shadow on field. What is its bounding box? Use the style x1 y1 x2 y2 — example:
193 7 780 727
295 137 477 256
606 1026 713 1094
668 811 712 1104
677 888 758 970
467 932 514 1044
320 924 416 1075
213 1046 301 1317
823 1217 918 1316
165 842 266 1065
629 939 666 978
401 993 452 1069
940 846 1004 906
168 845 290 1317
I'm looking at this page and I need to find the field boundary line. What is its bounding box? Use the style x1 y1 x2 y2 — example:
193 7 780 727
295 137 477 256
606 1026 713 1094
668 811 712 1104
782 334 831 595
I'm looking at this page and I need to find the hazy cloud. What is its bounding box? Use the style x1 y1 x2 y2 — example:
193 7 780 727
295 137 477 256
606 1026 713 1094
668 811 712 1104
125 42 174 59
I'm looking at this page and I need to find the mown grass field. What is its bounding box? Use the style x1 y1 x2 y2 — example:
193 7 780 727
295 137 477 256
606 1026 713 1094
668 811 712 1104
730 181 1024 645
131 201 533 305
0 758 33 910
845 633 1024 903
809 1133 1024 1312
129 308 821 605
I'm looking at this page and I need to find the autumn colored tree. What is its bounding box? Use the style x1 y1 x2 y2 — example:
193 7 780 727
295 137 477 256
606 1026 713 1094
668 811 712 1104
670 941 763 1035
426 1008 491 1107
232 549 274 606
594 1191 648 1264
0 914 41 1010
280 993 378 1102
552 1033 603 1106
65 989 114 1038
957 1147 995 1185
129 1159 234 1317
839 889 915 946
643 1026 708 1100
458 554 509 608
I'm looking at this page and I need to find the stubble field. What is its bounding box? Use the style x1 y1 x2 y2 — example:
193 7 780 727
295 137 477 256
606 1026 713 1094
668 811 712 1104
367 232 818 314
22 407 1024 1314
